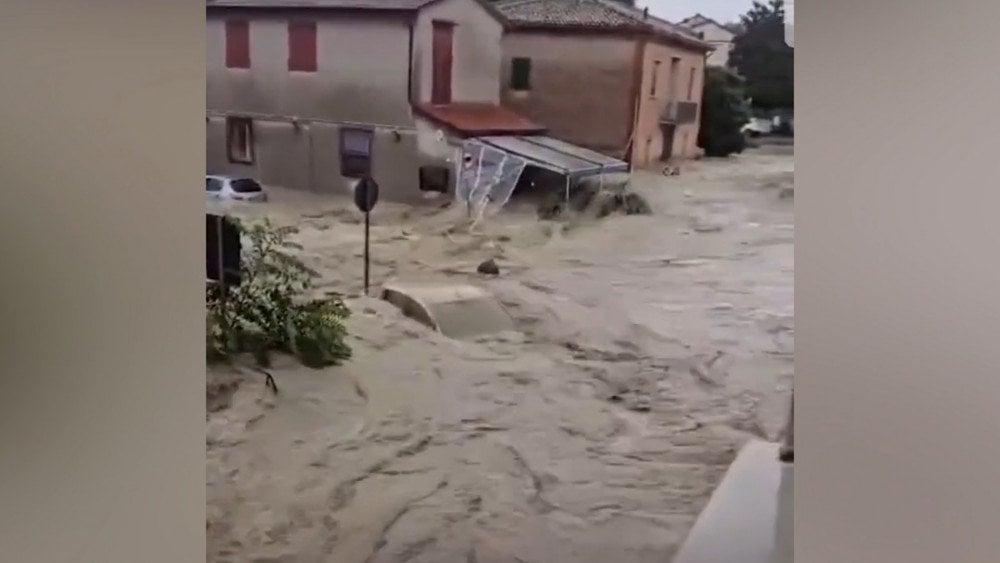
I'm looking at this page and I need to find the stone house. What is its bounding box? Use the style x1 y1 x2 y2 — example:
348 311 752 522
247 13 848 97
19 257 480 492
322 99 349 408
494 0 713 166
678 13 738 68
206 0 543 203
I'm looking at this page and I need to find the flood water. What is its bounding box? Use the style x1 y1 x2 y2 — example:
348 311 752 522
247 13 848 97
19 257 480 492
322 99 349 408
207 148 794 563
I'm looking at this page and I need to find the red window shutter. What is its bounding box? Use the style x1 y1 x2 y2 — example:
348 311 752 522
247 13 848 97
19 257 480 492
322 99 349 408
288 22 317 72
225 20 250 69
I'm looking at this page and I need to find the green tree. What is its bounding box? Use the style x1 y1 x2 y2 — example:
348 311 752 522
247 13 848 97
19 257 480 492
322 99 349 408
729 0 793 110
698 67 750 157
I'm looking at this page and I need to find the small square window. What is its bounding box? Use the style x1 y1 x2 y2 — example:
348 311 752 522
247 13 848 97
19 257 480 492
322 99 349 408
419 166 450 193
510 57 532 91
226 117 254 164
340 128 373 178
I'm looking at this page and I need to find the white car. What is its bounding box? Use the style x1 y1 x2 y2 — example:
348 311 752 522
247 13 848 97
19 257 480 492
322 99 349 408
741 117 773 138
206 174 268 202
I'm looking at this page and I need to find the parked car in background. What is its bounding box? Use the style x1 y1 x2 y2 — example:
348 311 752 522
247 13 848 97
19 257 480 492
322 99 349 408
206 175 268 202
741 117 773 138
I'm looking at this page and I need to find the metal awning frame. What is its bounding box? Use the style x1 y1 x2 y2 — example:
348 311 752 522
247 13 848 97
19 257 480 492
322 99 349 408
470 135 628 202
474 136 627 180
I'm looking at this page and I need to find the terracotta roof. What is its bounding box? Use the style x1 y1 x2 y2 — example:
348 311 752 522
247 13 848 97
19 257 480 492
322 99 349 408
207 0 438 10
679 13 740 34
206 0 509 25
414 103 545 137
494 0 710 50
494 0 637 28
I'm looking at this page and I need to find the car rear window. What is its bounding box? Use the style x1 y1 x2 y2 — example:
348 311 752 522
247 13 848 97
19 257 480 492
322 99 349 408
231 179 262 193
206 178 223 192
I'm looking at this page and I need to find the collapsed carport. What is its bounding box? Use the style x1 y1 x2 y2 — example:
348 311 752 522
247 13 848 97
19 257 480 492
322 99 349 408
456 135 629 213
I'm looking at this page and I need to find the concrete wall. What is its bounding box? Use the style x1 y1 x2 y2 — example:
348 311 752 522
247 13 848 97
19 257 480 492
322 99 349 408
413 0 504 105
500 32 636 157
206 115 453 203
631 40 706 166
206 11 413 126
206 3 502 202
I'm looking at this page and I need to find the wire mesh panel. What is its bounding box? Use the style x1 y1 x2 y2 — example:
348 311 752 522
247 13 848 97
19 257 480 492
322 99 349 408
458 140 528 215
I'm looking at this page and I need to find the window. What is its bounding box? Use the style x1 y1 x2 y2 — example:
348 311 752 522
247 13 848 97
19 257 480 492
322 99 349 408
340 128 373 178
650 60 661 97
668 57 681 99
510 57 532 91
687 67 697 100
419 166 450 193
287 22 317 72
230 178 262 193
206 178 223 192
225 20 250 69
226 117 254 164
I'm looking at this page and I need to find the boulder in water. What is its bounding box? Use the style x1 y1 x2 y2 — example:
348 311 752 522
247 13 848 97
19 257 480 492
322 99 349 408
477 258 500 276
623 193 653 215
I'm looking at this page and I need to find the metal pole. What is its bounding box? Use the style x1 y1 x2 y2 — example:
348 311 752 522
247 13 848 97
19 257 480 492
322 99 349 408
564 175 570 204
363 211 370 296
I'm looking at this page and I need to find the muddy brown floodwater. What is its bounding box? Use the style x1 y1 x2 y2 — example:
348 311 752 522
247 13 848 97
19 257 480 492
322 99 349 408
207 149 794 563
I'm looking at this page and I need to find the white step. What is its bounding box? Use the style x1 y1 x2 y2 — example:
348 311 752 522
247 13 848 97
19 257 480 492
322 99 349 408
672 440 793 563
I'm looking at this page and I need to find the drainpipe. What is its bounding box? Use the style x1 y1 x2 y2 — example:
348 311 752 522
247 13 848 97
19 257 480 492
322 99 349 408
407 22 415 105
626 39 648 172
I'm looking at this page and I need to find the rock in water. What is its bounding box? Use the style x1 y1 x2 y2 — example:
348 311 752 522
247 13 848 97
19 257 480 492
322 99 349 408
595 193 623 218
567 183 600 212
623 193 653 215
477 258 500 276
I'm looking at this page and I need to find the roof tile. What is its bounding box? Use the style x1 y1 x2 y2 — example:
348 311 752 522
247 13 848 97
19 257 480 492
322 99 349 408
415 103 546 137
494 0 709 49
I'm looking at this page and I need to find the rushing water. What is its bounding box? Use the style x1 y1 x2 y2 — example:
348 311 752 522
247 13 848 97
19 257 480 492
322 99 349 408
207 149 794 563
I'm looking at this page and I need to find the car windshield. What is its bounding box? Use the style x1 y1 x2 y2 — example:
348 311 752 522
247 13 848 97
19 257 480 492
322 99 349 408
206 178 223 192
230 178 262 193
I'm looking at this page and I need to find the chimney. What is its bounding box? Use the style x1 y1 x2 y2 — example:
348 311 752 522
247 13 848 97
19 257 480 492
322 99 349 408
643 7 649 19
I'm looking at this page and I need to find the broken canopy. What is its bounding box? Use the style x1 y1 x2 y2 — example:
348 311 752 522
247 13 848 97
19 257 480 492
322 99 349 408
457 135 629 211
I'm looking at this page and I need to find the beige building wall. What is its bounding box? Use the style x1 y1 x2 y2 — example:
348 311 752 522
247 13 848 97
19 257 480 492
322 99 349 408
206 2 503 202
500 32 636 157
206 12 414 126
688 21 734 67
206 115 442 203
413 0 504 105
632 41 706 166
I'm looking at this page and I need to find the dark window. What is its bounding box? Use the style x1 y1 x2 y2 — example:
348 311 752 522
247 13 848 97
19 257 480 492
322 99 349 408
225 20 250 69
226 117 254 164
230 178 262 193
668 57 681 99
288 22 317 72
687 67 697 100
340 128 373 178
206 178 223 192
651 60 661 96
510 57 532 91
419 166 450 193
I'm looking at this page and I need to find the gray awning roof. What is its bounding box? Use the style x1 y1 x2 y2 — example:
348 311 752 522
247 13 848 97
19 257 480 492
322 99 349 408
474 135 628 178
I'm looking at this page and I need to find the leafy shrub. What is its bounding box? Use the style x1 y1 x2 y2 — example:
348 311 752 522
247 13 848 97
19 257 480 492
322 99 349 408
206 218 351 368
698 67 751 157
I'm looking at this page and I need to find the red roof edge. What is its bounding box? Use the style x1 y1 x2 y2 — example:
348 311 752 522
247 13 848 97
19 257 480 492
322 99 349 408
413 102 546 137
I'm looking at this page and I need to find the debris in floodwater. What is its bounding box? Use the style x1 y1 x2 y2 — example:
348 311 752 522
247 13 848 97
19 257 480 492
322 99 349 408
590 190 654 218
477 258 500 276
